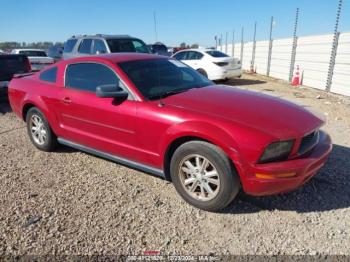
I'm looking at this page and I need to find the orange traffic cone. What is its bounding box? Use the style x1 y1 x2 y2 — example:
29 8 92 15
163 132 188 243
291 65 301 86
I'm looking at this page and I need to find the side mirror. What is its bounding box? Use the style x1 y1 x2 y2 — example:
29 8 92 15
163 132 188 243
96 50 106 55
96 84 128 100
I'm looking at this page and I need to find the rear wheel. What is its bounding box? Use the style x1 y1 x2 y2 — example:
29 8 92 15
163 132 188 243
26 107 57 152
196 69 208 78
170 141 240 211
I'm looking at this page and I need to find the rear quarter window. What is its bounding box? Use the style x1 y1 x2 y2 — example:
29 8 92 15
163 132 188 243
206 50 229 58
39 67 58 83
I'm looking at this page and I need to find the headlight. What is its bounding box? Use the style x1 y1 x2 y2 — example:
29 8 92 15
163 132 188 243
259 140 294 163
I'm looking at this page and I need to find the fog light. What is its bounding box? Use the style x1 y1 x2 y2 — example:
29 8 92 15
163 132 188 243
255 172 296 179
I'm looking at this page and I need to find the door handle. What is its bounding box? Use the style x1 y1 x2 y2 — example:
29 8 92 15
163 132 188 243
62 97 72 104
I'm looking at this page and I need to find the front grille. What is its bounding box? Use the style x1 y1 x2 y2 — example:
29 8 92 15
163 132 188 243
298 130 320 155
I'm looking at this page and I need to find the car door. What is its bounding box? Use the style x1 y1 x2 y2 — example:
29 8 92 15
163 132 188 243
183 51 204 70
56 62 139 160
173 51 188 63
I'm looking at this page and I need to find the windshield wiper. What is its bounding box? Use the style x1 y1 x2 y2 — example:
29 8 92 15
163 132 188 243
148 88 190 100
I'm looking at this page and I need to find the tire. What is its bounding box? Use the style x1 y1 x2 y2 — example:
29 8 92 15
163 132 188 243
196 69 208 78
170 141 240 212
26 107 57 152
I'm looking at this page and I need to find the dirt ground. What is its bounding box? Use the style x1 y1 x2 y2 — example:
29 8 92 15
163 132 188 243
0 74 349 256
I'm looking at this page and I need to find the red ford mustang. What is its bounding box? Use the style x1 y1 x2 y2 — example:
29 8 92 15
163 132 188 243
8 53 332 211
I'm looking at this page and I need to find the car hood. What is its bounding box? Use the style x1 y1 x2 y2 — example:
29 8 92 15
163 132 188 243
163 85 324 139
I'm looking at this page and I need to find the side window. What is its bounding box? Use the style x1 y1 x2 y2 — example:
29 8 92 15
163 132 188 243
39 67 58 83
173 52 187 60
65 63 119 92
92 40 107 54
187 51 203 60
78 39 93 54
132 40 149 53
193 52 204 60
63 39 77 53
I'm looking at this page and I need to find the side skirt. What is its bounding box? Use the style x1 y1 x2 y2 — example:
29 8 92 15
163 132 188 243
57 137 165 178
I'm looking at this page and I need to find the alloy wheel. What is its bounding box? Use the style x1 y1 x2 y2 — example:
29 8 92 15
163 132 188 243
178 154 220 201
29 114 47 145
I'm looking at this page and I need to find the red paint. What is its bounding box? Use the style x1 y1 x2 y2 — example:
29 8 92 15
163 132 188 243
8 54 332 196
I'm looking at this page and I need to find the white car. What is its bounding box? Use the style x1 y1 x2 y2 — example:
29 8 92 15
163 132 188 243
11 49 54 71
171 49 241 81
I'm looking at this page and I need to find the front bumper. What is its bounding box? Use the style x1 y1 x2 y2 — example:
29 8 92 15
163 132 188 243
242 130 332 196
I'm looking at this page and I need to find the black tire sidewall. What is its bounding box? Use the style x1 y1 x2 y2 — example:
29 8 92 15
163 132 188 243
26 107 56 152
170 141 240 211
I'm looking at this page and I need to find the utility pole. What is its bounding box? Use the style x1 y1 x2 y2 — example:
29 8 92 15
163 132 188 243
225 32 228 54
153 11 158 43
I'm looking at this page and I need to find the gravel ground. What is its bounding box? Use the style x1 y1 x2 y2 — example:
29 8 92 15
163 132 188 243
0 74 349 256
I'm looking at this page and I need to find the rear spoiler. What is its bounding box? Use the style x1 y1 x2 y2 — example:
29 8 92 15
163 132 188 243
13 72 35 78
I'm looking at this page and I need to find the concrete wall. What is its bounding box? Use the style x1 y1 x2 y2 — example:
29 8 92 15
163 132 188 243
332 32 350 96
219 32 350 97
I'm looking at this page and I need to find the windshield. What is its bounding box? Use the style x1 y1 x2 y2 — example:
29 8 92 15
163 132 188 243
118 59 213 99
206 50 229 58
19 50 47 57
107 39 149 53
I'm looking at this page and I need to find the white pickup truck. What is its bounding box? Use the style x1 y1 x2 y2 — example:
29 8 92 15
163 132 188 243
11 49 54 71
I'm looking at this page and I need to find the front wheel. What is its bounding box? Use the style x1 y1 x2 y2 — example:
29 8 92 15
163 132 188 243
26 107 57 152
170 141 240 212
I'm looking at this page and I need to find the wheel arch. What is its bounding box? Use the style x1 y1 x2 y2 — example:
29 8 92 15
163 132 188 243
196 68 208 77
162 129 243 181
163 136 208 181
21 99 60 136
22 103 37 121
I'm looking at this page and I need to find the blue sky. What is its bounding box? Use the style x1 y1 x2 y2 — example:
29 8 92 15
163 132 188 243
1 0 349 47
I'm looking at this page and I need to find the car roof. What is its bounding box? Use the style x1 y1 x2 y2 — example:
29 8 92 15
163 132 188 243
65 53 169 64
69 34 135 40
175 48 212 53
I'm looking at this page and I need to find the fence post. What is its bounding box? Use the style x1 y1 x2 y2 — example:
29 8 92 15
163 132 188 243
326 0 343 91
289 8 299 83
240 27 244 65
326 32 340 91
220 33 223 51
251 22 257 72
266 16 274 76
232 30 235 57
